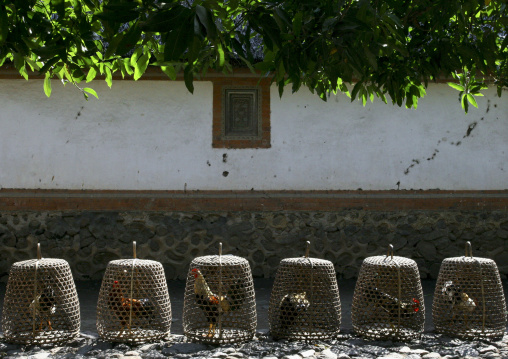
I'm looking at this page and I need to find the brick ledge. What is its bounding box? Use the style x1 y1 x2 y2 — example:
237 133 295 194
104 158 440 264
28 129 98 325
0 190 507 211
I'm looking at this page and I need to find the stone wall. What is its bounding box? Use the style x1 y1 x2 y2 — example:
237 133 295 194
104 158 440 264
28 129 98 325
0 210 507 282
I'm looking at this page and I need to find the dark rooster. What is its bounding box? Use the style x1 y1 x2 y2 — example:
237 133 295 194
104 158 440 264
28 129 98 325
108 280 155 330
365 287 420 324
29 286 57 331
278 292 310 334
192 268 245 337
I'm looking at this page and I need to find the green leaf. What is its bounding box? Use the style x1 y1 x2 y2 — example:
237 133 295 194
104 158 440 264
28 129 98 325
278 79 284 98
134 52 149 80
292 12 303 36
13 52 24 70
217 43 225 67
83 87 99 99
38 57 60 74
104 33 125 59
25 58 40 72
466 93 478 108
195 5 217 39
351 82 363 101
95 4 139 23
86 67 97 82
130 47 143 67
70 66 86 83
44 72 52 97
0 52 7 67
236 55 256 73
161 65 176 80
122 58 134 76
363 46 377 70
448 82 465 91
274 7 291 30
18 66 28 81
0 5 8 45
461 94 469 113
184 64 194 93
116 23 142 56
105 66 112 87
139 6 192 33
164 27 191 61
187 35 201 62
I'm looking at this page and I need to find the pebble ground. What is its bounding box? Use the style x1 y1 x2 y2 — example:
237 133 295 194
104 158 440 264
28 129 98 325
1 329 507 359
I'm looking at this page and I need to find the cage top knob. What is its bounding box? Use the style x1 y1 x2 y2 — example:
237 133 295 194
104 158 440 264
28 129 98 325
386 244 394 259
465 241 473 257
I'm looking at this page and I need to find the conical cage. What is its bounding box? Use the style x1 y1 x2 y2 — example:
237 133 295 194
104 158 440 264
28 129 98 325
183 250 256 344
352 247 425 341
96 256 172 343
1 246 80 345
268 256 341 340
433 242 507 339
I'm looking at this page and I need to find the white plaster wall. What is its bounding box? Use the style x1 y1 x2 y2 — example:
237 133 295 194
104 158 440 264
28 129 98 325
0 79 506 190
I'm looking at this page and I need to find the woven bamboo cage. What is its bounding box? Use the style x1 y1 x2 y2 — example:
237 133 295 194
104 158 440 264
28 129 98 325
183 244 256 344
1 244 80 345
268 242 341 340
96 242 172 343
352 245 425 341
433 242 507 339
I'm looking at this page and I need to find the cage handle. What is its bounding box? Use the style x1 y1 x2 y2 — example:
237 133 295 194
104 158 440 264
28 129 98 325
218 242 223 340
128 241 138 335
303 240 314 332
32 243 41 337
387 244 394 259
465 241 473 257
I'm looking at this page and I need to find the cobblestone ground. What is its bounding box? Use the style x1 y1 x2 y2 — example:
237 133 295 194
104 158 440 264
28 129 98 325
0 330 507 359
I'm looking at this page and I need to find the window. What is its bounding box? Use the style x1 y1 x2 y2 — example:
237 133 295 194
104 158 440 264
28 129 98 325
212 77 270 148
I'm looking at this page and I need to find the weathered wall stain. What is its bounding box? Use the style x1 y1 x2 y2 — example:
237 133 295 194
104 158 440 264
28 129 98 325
402 101 494 176
74 105 84 120
464 122 477 138
404 159 420 175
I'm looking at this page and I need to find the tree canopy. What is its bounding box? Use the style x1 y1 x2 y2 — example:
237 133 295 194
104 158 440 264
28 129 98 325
0 0 506 112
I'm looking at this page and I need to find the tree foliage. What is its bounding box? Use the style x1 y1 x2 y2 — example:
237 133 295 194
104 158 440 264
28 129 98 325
0 0 506 110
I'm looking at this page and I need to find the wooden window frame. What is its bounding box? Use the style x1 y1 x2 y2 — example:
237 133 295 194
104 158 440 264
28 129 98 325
212 77 271 148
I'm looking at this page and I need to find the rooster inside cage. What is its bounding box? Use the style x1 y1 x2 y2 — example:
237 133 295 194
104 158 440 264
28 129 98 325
183 253 257 344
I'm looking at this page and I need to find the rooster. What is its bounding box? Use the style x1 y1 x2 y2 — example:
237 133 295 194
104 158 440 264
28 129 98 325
441 281 476 327
277 292 310 335
365 287 420 325
192 268 245 337
108 280 155 330
29 286 56 331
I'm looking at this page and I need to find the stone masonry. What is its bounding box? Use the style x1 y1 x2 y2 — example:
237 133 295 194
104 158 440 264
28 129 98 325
0 210 507 282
